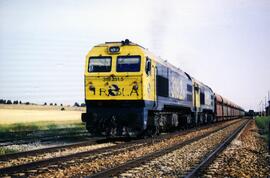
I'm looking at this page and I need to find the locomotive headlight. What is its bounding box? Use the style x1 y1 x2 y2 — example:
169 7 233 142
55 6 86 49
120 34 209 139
108 46 120 53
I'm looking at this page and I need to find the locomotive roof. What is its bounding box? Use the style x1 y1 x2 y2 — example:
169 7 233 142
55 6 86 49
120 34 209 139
192 77 213 92
93 40 244 111
97 40 192 80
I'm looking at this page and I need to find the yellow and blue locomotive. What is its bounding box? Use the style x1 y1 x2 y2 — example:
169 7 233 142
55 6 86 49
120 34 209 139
81 39 243 136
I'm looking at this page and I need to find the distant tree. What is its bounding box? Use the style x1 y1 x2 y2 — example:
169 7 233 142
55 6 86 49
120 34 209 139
19 101 22 104
60 104 63 106
0 99 7 104
61 107 65 111
44 102 47 105
25 102 30 105
73 102 80 107
50 103 53 106
13 100 18 104
80 103 86 107
6 100 12 104
54 103 57 106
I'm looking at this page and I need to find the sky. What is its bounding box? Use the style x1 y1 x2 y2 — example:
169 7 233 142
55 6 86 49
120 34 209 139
0 0 269 111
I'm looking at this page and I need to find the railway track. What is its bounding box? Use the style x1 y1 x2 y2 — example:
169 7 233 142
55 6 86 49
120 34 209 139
90 119 249 178
0 134 167 176
0 137 119 161
0 119 242 177
0 136 139 171
184 119 251 178
109 118 249 178
0 128 91 147
202 119 270 177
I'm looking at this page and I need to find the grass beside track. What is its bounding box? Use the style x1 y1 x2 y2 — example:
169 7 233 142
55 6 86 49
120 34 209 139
0 121 84 133
0 147 18 155
255 116 270 143
0 121 86 144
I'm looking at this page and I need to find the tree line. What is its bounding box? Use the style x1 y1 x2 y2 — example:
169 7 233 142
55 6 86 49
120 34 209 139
0 99 85 107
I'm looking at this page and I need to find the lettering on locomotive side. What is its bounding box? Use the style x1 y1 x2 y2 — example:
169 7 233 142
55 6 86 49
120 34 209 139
205 91 212 106
88 83 139 97
103 76 124 82
169 72 186 100
86 76 141 98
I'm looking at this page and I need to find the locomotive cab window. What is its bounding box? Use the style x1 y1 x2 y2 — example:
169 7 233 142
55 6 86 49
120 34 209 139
117 56 141 72
145 57 151 75
200 92 205 105
89 57 111 72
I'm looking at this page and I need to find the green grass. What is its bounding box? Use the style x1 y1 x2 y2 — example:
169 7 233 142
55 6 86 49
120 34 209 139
255 116 270 143
0 121 84 133
0 121 86 141
0 147 17 155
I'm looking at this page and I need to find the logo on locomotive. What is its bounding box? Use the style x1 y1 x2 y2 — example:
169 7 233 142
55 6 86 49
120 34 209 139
88 76 139 97
170 72 186 100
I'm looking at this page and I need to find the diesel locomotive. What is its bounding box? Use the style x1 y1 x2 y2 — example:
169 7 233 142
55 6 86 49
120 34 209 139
81 39 245 136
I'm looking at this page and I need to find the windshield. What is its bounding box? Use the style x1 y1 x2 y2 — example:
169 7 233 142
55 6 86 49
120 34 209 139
117 56 140 72
89 57 111 72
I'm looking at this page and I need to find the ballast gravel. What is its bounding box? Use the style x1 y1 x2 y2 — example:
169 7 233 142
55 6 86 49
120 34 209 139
202 120 270 178
31 120 241 178
118 120 244 177
0 143 115 169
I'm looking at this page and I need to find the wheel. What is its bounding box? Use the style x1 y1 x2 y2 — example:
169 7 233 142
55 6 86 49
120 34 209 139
86 123 101 136
186 114 192 128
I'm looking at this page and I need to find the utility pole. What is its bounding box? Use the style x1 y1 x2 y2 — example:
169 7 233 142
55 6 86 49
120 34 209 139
259 100 262 116
268 90 270 116
260 100 262 116
258 104 260 116
264 96 267 116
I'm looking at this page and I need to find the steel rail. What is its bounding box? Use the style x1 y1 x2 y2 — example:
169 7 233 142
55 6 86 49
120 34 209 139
184 119 250 178
0 138 106 161
0 131 90 147
0 119 239 161
88 119 246 178
0 119 242 176
0 141 139 175
0 128 197 175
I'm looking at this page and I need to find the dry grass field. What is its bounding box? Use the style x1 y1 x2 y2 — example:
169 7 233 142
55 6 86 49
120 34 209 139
0 109 82 124
0 104 84 125
0 104 87 154
0 104 85 131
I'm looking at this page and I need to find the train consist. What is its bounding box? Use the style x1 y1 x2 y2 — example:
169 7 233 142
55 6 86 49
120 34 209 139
81 39 245 136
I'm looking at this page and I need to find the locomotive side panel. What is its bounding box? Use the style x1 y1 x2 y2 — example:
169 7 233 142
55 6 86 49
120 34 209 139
155 62 193 111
